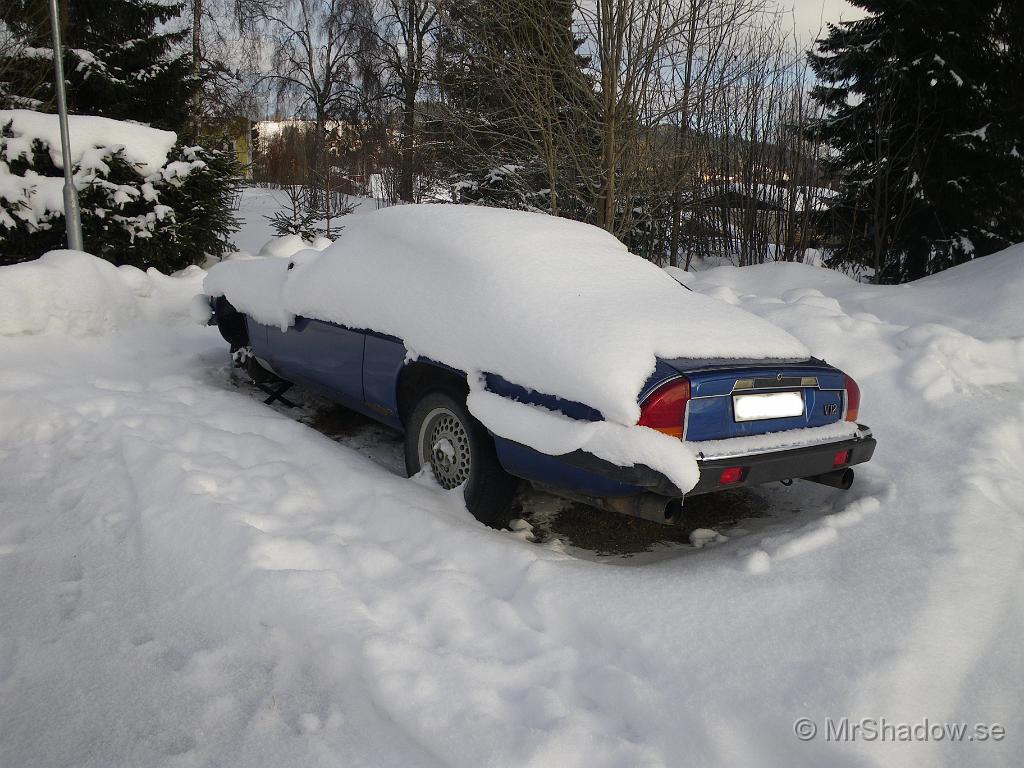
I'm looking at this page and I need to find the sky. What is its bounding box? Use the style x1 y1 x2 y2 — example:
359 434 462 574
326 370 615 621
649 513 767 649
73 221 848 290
786 0 868 44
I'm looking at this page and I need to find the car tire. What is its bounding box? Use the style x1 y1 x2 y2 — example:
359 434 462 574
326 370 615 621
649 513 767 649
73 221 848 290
214 297 249 351
404 390 518 529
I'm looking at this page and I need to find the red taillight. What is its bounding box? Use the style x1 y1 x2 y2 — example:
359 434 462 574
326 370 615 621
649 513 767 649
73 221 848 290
638 377 690 438
719 466 743 485
843 374 860 422
833 449 851 467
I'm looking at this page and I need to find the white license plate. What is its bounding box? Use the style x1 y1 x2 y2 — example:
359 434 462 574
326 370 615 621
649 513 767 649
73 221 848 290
733 391 804 422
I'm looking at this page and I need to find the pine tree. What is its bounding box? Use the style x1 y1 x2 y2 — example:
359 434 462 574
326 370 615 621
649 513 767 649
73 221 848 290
809 0 1024 282
0 0 197 132
265 186 323 242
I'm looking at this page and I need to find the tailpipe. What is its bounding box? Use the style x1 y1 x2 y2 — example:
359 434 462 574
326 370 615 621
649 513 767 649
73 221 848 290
602 493 683 525
804 468 854 490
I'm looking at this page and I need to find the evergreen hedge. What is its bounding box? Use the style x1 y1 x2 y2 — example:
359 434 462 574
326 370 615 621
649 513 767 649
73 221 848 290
1 119 241 270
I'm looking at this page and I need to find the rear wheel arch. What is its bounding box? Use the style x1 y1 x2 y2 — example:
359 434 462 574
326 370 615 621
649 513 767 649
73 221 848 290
396 361 468 428
397 362 518 527
403 389 518 528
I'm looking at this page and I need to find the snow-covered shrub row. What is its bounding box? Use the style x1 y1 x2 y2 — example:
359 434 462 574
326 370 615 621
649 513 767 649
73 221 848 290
0 249 205 336
0 110 240 271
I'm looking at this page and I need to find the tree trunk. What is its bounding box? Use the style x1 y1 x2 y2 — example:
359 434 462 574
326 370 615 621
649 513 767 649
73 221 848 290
399 82 416 202
190 0 202 136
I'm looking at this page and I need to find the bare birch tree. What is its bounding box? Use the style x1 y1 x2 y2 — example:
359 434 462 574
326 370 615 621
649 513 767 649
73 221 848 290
365 0 438 201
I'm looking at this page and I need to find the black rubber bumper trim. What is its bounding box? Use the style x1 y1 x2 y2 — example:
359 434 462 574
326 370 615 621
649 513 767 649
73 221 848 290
549 428 877 498
687 433 876 496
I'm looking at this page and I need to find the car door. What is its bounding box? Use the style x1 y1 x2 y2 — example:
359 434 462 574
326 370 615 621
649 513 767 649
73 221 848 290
262 317 365 406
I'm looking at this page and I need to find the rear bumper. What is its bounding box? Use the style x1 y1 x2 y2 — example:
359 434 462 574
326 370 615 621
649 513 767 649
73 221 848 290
554 425 876 498
687 425 876 495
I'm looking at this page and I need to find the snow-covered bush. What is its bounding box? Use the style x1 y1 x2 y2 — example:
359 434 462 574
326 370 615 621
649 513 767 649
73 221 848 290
0 110 240 271
449 163 551 212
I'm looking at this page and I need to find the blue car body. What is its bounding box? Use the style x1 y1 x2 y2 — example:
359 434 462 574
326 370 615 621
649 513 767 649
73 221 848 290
219 307 876 518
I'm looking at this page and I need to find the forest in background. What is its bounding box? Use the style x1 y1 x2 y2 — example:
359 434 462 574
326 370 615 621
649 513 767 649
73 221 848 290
2 0 1022 282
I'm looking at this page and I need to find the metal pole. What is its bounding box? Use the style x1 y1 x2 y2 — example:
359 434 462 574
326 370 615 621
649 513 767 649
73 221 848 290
47 0 84 251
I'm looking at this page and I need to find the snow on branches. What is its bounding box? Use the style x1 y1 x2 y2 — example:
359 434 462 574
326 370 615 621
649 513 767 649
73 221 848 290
1 110 240 270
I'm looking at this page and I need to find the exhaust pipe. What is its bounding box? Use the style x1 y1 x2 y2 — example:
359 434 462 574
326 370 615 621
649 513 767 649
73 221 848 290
528 483 684 526
804 468 854 490
602 493 683 525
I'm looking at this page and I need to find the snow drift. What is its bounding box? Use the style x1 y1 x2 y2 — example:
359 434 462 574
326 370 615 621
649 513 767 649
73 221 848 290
204 205 810 426
692 244 1024 343
2 230 1023 767
0 250 203 336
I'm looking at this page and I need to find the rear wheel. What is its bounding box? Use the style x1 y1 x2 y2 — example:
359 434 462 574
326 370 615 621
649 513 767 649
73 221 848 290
404 390 518 528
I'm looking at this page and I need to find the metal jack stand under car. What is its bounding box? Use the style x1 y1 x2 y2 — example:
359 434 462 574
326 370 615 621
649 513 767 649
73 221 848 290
232 347 297 408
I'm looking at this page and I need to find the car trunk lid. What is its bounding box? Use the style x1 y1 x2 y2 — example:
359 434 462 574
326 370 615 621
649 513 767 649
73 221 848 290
655 358 847 441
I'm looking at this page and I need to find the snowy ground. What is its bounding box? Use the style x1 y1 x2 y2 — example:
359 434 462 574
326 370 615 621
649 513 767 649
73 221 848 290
1 195 1021 767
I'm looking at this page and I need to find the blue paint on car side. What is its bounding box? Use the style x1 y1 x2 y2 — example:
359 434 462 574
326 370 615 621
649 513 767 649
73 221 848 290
362 332 408 430
483 373 604 421
243 315 266 349
238 314 855 498
492 438 647 497
486 361 687 424
250 318 370 418
263 317 365 402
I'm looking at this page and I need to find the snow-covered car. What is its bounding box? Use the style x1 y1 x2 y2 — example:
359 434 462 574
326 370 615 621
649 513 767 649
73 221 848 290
203 205 875 527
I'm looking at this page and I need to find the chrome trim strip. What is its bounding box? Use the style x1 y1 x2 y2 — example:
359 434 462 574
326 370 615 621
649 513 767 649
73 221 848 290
731 376 819 392
689 388 840 402
647 379 842 403
693 425 872 462
638 374 684 403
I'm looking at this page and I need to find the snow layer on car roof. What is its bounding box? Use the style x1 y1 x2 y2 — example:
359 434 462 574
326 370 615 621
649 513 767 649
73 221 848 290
204 204 809 424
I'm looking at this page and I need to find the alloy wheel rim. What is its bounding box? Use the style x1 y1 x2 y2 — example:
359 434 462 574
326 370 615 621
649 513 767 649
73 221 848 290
419 406 472 489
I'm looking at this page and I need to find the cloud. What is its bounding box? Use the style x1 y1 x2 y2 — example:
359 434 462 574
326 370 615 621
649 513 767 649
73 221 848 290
784 0 869 45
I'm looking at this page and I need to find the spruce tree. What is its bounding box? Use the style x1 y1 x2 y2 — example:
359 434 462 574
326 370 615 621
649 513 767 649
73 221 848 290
809 0 1024 282
0 0 197 132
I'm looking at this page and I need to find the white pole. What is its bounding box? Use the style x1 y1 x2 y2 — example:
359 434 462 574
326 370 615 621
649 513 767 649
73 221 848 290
47 0 84 251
